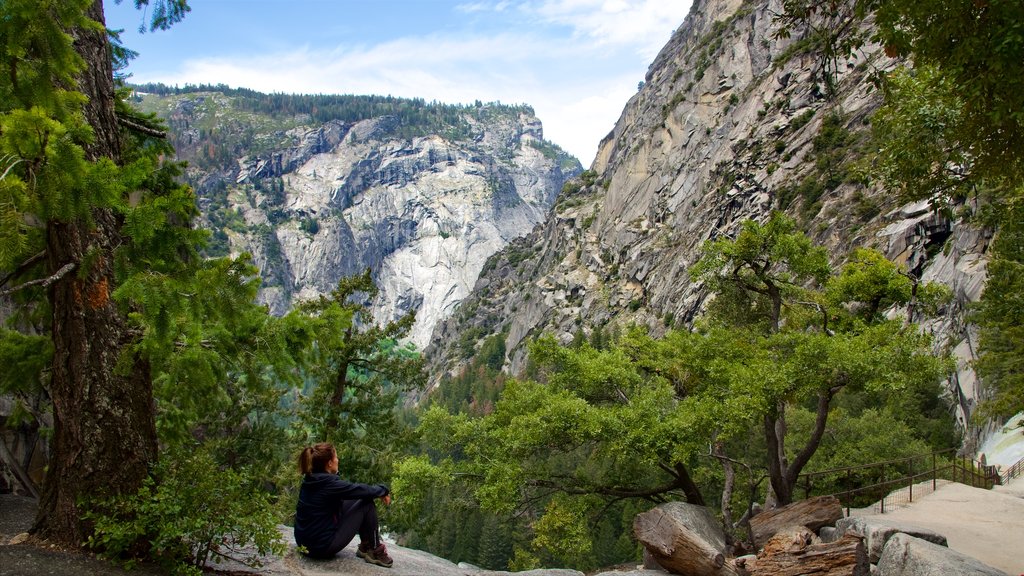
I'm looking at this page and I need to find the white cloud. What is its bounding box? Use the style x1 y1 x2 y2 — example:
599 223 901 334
528 0 689 58
133 1 692 163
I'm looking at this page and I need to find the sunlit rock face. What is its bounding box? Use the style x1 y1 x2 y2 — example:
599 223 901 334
426 0 993 442
138 91 579 350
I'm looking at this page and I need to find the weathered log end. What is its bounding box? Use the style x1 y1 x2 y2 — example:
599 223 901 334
634 502 739 576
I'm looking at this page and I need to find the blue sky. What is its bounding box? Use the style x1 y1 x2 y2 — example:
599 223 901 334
105 0 693 164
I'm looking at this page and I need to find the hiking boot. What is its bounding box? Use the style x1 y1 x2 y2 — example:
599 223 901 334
356 542 373 560
362 542 393 568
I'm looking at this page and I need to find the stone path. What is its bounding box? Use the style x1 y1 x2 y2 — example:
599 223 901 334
857 477 1024 575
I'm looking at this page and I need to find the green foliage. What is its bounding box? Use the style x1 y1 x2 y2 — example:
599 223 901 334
0 330 51 395
394 329 695 570
396 219 952 558
774 113 865 217
873 0 1024 185
974 196 1024 418
131 84 565 173
531 496 594 568
773 0 876 97
826 248 950 323
131 0 191 32
690 215 951 504
690 212 830 331
871 66 972 206
857 0 1024 416
790 108 816 131
287 269 426 482
579 170 598 187
0 0 121 271
85 446 285 575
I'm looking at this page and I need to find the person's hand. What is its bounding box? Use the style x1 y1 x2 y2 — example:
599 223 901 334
382 494 392 506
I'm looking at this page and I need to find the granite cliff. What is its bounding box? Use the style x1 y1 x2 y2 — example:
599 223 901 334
427 0 990 442
133 90 580 349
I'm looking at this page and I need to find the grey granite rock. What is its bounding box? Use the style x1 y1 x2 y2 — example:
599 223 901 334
876 533 1007 576
836 517 948 563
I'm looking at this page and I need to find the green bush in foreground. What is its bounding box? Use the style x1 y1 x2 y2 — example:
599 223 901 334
85 447 285 575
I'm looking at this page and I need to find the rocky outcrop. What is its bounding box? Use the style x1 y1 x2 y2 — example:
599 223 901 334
426 0 991 435
138 91 579 349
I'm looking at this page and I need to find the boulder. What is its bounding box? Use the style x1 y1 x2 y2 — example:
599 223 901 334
819 526 841 543
633 502 739 575
876 533 1008 576
835 517 947 563
749 495 844 547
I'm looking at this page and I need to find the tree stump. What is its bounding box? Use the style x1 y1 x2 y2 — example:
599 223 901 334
752 529 868 576
634 502 739 576
748 495 843 547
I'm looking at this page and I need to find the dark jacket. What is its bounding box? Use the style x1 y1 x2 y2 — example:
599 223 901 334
294 472 389 554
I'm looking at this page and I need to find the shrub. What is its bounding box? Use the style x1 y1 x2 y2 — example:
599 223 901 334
85 448 285 575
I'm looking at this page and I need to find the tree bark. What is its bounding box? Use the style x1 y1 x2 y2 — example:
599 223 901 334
325 328 353 437
752 531 868 576
748 495 843 548
763 407 793 506
765 387 837 508
32 0 157 545
676 461 706 506
634 502 740 576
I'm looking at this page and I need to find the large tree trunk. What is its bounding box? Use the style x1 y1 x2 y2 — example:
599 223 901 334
32 0 157 545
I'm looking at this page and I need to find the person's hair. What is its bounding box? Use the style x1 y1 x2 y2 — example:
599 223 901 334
299 442 335 475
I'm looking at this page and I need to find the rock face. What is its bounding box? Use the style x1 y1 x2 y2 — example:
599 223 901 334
426 0 991 438
136 91 580 349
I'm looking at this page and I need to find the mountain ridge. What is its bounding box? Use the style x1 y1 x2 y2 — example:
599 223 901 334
133 88 580 348
424 0 991 444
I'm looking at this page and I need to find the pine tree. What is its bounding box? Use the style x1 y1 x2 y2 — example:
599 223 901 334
289 269 425 481
0 0 158 543
0 0 252 548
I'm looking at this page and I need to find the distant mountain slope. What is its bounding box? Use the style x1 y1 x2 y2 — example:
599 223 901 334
427 0 989 441
133 86 580 348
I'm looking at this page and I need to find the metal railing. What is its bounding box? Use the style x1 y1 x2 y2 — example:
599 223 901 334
1000 457 1024 485
797 448 1002 515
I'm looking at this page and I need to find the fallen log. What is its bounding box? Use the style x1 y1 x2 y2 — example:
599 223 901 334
634 502 739 576
752 529 868 576
748 495 843 547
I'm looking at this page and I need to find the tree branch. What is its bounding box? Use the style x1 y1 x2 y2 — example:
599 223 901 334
787 386 839 485
0 262 75 298
0 251 46 290
0 436 39 499
115 111 166 139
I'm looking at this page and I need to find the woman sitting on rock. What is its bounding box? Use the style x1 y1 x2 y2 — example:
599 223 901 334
294 442 393 567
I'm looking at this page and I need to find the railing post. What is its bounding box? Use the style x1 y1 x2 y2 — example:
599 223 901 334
880 462 886 514
932 452 936 491
909 456 914 503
